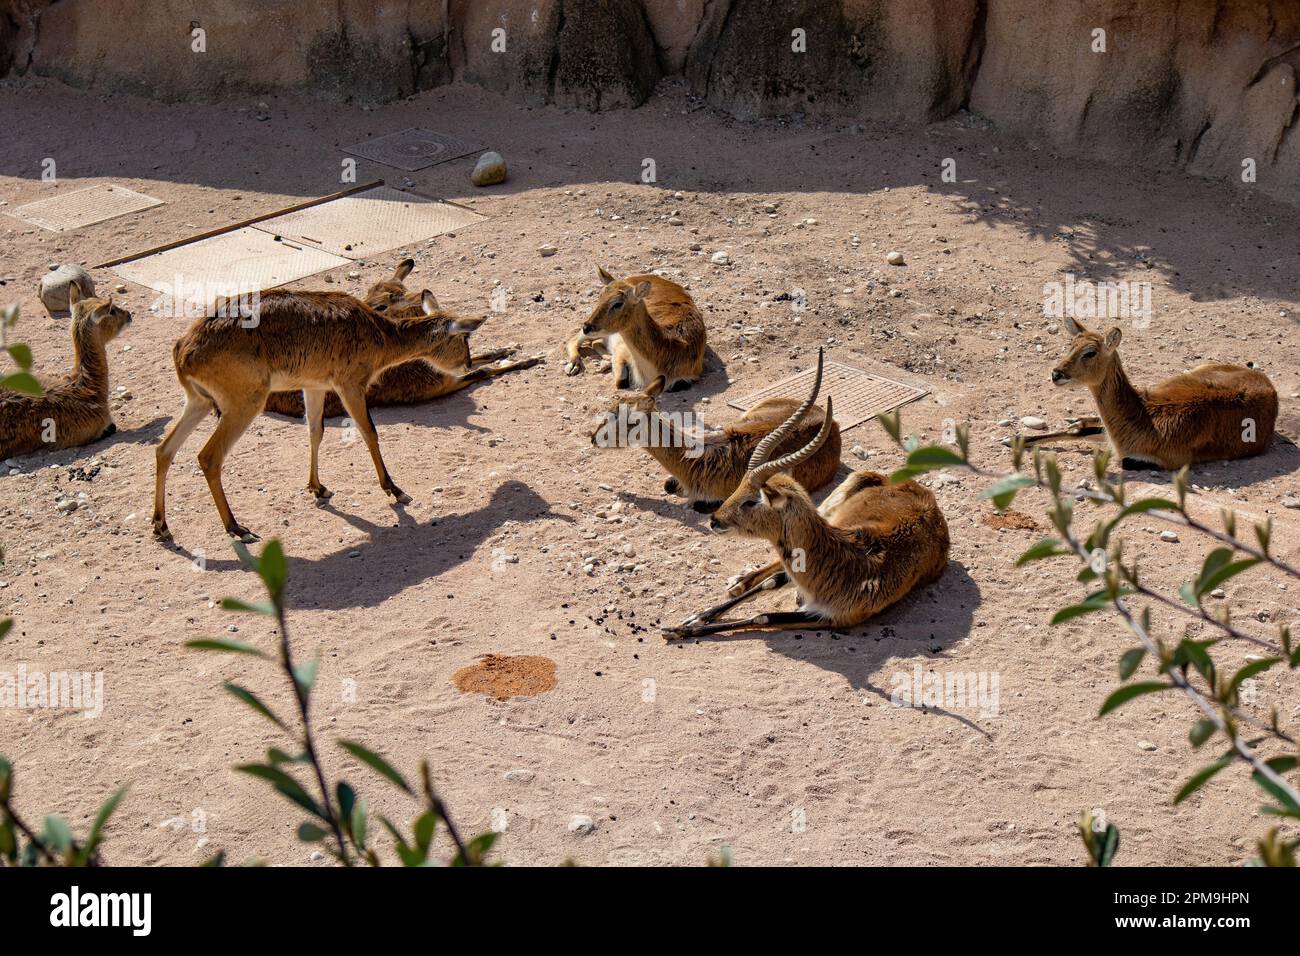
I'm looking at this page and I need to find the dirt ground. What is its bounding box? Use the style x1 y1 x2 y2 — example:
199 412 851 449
1 76 1298 867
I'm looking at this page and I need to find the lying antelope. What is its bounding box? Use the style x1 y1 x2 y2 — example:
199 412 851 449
1 285 131 459
1030 316 1279 469
564 266 706 391
264 259 541 417
589 349 841 512
153 289 484 542
664 375 949 640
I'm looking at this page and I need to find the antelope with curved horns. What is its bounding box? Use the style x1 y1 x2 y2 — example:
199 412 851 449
664 384 949 639
152 288 484 543
589 348 841 512
564 266 706 391
264 259 543 418
0 285 132 459
1028 315 1279 470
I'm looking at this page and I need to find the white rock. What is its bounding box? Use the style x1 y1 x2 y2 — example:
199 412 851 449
567 814 596 835
710 251 730 265
1020 416 1048 430
886 251 905 266
538 244 558 257
1159 530 1179 542
39 265 96 313
1137 740 1157 752
471 151 507 187
504 769 534 783
55 498 78 514
1282 496 1300 509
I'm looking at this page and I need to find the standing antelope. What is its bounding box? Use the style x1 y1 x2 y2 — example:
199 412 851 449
664 372 949 640
1 285 131 459
589 349 842 512
1031 316 1279 469
264 259 542 417
152 289 485 542
564 266 706 391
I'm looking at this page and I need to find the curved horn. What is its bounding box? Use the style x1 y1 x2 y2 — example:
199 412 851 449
750 397 835 487
747 347 824 471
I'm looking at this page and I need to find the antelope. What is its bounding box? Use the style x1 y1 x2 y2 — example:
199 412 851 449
0 285 131 459
588 349 842 512
1030 316 1279 469
663 374 949 640
564 266 706 391
264 259 542 418
152 288 485 542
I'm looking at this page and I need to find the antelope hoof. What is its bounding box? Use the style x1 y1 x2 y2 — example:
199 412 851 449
564 359 584 376
228 524 260 544
99 422 118 440
388 486 412 504
690 499 721 514
309 485 333 502
152 518 172 542
662 625 691 641
664 477 682 496
595 359 613 375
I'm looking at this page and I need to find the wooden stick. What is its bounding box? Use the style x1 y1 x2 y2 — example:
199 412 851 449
95 180 385 268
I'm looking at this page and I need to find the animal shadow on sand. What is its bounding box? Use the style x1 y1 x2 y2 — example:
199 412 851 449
680 561 987 736
170 479 571 610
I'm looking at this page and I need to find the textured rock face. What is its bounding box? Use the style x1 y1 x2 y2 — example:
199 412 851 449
2 0 1297 203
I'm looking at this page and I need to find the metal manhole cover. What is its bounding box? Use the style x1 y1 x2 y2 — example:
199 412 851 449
252 185 486 257
343 128 484 171
727 360 929 432
9 184 164 232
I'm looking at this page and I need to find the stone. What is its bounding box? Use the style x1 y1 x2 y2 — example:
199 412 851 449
567 814 596 835
710 250 730 265
1159 530 1179 542
1020 416 1047 430
39 265 96 313
886 251 905 265
1282 497 1300 509
471 151 507 186
538 244 558 257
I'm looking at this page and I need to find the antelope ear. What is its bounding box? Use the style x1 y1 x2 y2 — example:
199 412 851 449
760 484 789 509
449 315 486 334
394 258 415 282
1104 326 1122 350
645 375 666 397
630 280 652 300
67 281 83 307
597 265 616 285
1062 315 1084 336
420 290 440 315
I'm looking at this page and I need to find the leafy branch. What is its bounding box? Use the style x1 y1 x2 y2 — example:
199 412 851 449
878 411 1300 865
0 305 42 395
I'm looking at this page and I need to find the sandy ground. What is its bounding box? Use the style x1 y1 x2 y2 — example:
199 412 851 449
1 76 1299 867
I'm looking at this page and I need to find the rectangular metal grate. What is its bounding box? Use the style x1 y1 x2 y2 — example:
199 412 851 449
343 128 484 171
113 227 351 301
9 184 164 232
727 359 929 432
252 185 485 258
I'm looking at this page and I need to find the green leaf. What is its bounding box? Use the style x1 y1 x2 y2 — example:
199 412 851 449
1174 754 1234 803
297 822 328 843
1188 719 1216 749
1228 658 1279 697
235 763 324 818
1098 681 1170 717
1016 538 1066 566
413 811 437 856
0 371 41 396
1118 648 1145 680
336 782 356 829
1178 582 1198 606
42 815 73 854
907 446 966 468
1251 761 1300 815
1171 638 1218 683
1095 825 1119 867
6 344 32 370
351 799 368 851
219 597 278 616
223 682 289 732
185 637 267 656
1116 497 1181 519
453 831 500 867
1051 593 1111 625
0 619 12 642
256 540 287 602
379 815 422 866
338 740 411 794
293 658 318 695
887 465 930 484
1199 559 1260 597
982 474 1035 511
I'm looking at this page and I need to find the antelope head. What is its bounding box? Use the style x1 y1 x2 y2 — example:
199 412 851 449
582 266 650 337
364 257 416 313
1052 315 1122 387
589 374 666 448
409 290 486 371
709 349 833 543
69 283 132 344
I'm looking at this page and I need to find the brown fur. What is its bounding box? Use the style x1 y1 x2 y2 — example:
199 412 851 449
589 375 841 505
0 287 131 459
1049 318 1278 469
264 258 540 417
565 267 706 390
152 288 482 542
